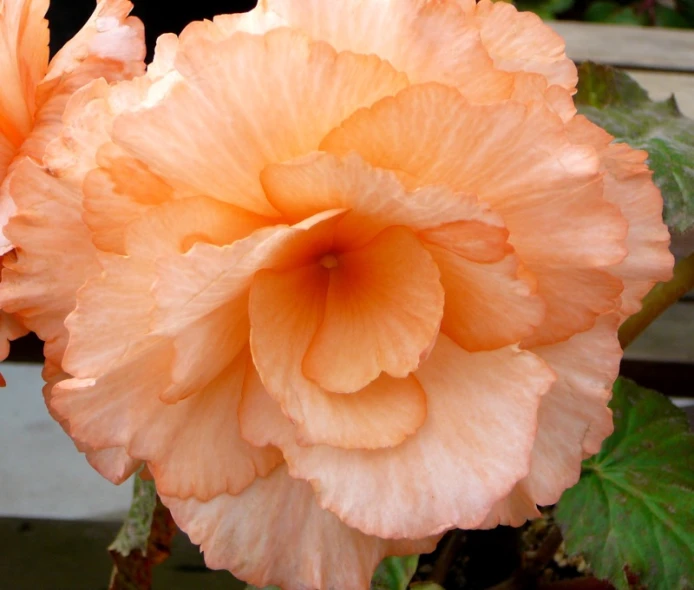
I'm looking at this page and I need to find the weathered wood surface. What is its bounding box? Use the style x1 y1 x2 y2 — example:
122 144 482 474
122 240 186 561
550 21 694 72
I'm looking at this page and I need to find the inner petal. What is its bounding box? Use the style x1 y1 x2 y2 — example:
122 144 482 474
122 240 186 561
303 225 444 394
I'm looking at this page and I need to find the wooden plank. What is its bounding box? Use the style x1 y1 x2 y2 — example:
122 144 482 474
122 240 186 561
623 301 694 362
550 22 694 72
625 69 694 118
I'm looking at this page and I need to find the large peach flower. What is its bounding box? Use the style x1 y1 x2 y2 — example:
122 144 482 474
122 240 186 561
0 0 145 375
1 1 673 588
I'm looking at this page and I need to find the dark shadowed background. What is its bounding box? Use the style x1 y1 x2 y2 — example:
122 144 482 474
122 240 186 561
48 0 258 58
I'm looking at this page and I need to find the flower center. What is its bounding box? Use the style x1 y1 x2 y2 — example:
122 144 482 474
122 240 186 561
320 253 339 269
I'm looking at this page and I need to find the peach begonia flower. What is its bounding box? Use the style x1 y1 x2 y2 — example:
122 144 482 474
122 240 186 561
0 0 674 588
0 0 145 378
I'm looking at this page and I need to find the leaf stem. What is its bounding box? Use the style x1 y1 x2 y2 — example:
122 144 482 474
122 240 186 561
429 530 465 586
619 252 694 349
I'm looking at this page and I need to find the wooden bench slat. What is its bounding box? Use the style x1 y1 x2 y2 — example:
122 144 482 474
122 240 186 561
625 70 694 117
550 22 694 72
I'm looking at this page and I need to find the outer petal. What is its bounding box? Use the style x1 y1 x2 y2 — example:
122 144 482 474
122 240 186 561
0 0 49 161
241 336 555 539
264 0 514 103
567 116 674 317
482 315 620 527
323 84 628 345
249 262 428 449
112 28 409 216
0 159 100 369
470 0 577 90
163 464 440 590
0 305 28 385
85 447 141 485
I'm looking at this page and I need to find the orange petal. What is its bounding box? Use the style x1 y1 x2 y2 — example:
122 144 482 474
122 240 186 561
163 464 440 590
0 159 100 370
568 116 674 317
86 447 141 485
265 0 513 103
521 266 623 347
248 263 428 449
323 84 628 345
471 0 577 90
260 151 505 248
301 226 443 393
0 307 28 384
112 28 408 216
246 335 554 538
482 315 620 527
0 0 49 154
427 244 544 351
53 340 280 500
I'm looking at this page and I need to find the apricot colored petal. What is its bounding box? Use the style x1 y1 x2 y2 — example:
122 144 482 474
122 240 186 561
151 210 346 335
521 266 622 347
427 245 543 351
323 84 625 269
0 0 49 147
164 464 439 590
53 341 279 500
249 263 427 449
302 226 443 392
483 316 620 527
0 159 100 369
113 28 408 216
0 308 28 384
266 0 512 103
245 335 554 538
568 116 673 316
86 447 141 485
41 0 144 90
323 84 628 345
21 0 145 163
473 0 577 90
261 151 503 246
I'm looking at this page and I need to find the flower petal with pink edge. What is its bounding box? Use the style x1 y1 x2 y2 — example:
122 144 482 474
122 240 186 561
112 28 408 216
164 464 439 590
265 0 513 103
470 0 577 90
249 263 428 449
567 116 673 317
482 315 620 527
86 447 141 485
53 338 281 500
242 335 555 539
426 244 544 351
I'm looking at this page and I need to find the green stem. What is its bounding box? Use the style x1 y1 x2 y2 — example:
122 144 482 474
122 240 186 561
619 253 694 350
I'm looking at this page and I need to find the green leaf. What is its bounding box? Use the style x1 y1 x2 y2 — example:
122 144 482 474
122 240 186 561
575 63 694 237
555 378 694 590
410 584 445 590
584 1 648 24
371 556 420 590
654 4 691 27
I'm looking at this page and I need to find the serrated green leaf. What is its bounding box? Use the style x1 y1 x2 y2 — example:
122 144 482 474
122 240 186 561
575 62 694 237
410 583 445 590
371 556 420 590
556 378 694 590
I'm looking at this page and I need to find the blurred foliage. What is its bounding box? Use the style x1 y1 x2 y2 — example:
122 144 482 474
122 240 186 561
507 0 694 27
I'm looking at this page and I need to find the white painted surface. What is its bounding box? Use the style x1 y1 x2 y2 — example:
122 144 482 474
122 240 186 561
0 363 131 521
0 362 691 522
